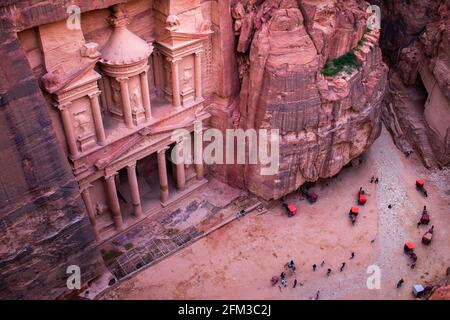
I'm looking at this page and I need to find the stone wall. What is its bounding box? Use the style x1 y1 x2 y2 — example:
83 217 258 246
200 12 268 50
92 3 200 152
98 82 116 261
0 0 119 300
211 0 388 200
375 0 450 167
0 0 391 298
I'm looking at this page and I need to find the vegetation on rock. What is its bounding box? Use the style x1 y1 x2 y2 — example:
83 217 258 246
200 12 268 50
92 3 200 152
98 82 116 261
321 51 361 77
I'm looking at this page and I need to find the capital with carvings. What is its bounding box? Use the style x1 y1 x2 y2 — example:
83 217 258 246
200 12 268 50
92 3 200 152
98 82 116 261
57 101 72 111
88 91 102 100
157 146 170 154
116 77 130 83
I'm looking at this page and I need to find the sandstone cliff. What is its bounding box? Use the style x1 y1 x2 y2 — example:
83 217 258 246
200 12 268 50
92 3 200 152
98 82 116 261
0 0 395 299
375 0 450 168
0 0 111 300
221 0 388 200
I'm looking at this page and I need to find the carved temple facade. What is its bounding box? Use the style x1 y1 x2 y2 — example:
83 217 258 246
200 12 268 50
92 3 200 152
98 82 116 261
19 1 216 242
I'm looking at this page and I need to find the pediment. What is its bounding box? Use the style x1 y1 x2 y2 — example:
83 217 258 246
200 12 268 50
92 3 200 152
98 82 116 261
96 109 210 171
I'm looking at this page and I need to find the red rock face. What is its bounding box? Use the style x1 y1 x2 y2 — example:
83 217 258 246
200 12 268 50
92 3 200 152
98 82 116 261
0 0 115 300
429 285 450 300
228 0 388 200
378 0 450 168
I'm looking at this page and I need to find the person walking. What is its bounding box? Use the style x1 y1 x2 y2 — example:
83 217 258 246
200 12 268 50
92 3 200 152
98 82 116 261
396 279 404 288
326 268 332 276
287 260 296 272
313 264 317 271
340 262 346 272
293 279 297 288
315 290 320 300
350 252 355 259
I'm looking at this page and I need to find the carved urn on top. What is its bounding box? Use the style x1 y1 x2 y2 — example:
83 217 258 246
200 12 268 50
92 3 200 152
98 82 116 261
100 4 154 128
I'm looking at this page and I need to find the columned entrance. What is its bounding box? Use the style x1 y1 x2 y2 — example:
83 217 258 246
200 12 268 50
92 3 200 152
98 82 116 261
82 135 207 242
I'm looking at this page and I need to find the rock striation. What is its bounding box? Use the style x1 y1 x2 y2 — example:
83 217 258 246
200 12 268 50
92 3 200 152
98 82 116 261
376 0 450 168
223 0 388 199
0 0 390 299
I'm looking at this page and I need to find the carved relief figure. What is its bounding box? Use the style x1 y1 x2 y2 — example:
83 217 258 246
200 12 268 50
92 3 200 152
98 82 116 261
181 65 193 92
73 109 91 133
130 89 142 112
110 80 123 115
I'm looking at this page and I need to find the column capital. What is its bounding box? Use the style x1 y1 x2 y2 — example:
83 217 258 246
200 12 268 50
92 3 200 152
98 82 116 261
88 91 102 99
104 171 118 180
167 56 181 63
80 183 93 192
195 50 204 56
157 146 170 154
175 134 189 144
116 77 129 83
141 65 150 74
127 161 137 170
57 101 72 111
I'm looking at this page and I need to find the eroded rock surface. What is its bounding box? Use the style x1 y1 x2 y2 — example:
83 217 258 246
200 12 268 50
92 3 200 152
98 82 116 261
0 0 112 300
226 0 388 199
376 0 450 167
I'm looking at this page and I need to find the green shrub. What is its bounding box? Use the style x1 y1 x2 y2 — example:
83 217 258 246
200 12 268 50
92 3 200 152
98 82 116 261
357 36 365 48
320 51 361 77
101 248 123 264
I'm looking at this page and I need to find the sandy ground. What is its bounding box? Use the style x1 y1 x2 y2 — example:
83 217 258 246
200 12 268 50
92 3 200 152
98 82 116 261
102 127 450 300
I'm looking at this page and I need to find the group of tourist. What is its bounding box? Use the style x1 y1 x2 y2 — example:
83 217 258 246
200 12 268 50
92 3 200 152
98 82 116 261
271 252 357 299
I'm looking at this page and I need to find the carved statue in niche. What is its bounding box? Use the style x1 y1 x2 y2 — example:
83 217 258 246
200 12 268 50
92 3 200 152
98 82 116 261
163 62 172 94
73 109 91 133
181 65 193 93
96 202 108 216
130 88 142 112
110 80 123 115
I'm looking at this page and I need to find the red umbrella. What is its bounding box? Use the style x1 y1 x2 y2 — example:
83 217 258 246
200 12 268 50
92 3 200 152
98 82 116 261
359 194 367 204
351 207 359 214
287 204 297 214
405 242 414 250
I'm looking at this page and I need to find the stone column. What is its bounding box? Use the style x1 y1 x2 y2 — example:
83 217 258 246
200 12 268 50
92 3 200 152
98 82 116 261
80 185 100 242
126 162 142 219
175 139 186 191
139 67 152 120
98 77 108 111
117 77 133 128
170 58 181 108
59 103 79 158
103 76 114 111
104 173 124 230
89 92 106 145
157 148 170 203
194 148 204 181
194 51 203 101
193 125 204 180
153 51 163 97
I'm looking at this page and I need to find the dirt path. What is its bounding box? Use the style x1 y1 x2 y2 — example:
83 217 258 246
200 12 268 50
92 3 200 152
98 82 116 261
102 127 450 300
